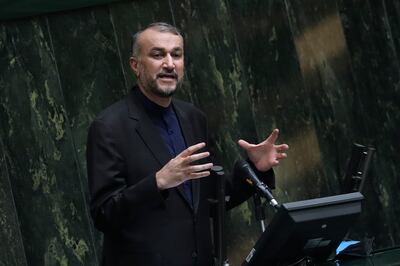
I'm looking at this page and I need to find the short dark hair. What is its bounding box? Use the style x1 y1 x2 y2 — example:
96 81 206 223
131 22 182 57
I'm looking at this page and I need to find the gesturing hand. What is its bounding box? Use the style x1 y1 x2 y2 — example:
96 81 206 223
238 129 289 172
156 142 213 190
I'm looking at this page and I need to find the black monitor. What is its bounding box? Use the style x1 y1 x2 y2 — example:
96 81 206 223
242 192 364 266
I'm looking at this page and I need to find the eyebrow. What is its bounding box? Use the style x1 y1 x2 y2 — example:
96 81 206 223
149 47 183 53
172 47 183 52
150 47 164 52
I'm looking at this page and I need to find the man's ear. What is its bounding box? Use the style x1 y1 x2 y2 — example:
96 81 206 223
129 56 139 76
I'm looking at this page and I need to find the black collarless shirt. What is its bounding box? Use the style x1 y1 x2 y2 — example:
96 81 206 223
137 89 193 205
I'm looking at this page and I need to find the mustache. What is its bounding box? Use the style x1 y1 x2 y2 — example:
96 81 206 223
156 71 178 79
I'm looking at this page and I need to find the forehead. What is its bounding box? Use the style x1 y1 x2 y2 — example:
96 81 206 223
138 28 184 52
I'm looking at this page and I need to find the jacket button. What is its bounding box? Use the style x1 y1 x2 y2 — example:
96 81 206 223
192 251 197 258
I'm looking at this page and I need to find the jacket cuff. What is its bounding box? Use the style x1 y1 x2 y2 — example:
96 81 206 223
246 159 275 189
123 173 167 210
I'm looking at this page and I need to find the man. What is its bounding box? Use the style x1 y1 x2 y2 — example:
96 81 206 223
87 22 288 266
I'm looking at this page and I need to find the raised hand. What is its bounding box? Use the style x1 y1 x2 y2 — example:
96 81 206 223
156 142 213 190
238 129 289 172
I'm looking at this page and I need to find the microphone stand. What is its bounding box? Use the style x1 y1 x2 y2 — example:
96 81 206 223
253 192 266 232
211 165 230 266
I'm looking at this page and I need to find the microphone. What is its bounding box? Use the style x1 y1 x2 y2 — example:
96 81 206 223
236 160 279 209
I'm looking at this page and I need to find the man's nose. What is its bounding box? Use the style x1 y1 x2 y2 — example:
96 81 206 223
163 54 175 69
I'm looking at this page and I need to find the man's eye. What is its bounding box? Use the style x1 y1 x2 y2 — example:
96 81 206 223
172 53 182 58
152 53 163 59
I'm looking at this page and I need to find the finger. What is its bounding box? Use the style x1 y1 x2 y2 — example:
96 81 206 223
187 163 214 173
238 139 254 150
180 142 206 157
271 160 279 167
266 128 279 144
189 171 211 179
185 152 210 164
276 144 289 151
276 153 287 160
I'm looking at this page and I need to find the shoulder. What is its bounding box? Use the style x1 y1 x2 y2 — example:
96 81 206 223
87 95 132 144
94 98 128 125
93 86 144 126
173 98 206 120
90 89 139 133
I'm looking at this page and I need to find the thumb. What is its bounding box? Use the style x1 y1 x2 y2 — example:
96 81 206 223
238 139 252 150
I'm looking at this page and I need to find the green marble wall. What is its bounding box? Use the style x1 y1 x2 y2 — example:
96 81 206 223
0 0 399 265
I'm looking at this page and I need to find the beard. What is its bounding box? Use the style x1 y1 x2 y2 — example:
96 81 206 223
139 65 183 98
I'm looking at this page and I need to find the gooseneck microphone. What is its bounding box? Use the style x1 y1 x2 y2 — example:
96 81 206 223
236 160 279 209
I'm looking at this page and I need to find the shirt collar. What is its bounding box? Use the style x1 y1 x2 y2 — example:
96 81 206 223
136 87 173 115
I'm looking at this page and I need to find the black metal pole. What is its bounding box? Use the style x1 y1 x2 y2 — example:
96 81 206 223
253 192 266 232
211 165 229 266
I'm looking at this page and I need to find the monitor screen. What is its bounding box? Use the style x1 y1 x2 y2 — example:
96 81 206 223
242 192 364 266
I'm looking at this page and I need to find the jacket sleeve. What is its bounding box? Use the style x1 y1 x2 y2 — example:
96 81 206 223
86 119 166 232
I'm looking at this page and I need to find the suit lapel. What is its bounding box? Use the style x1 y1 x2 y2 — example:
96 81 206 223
126 89 172 168
126 88 200 212
174 101 201 214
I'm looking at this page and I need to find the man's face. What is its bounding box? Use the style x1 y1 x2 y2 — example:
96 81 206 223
131 29 184 98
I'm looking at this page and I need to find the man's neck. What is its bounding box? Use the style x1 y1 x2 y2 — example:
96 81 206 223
138 84 172 108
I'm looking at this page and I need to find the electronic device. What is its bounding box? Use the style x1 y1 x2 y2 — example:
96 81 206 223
242 192 364 266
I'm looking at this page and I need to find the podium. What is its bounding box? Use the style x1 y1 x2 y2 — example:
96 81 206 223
242 192 364 266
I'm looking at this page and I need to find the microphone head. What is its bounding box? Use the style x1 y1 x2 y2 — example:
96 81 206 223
235 159 254 184
235 159 250 172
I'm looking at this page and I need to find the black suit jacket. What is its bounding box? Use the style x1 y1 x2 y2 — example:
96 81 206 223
87 87 274 266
